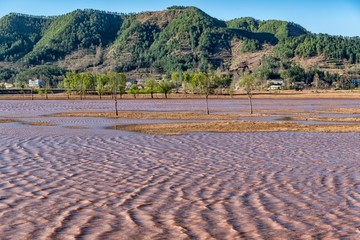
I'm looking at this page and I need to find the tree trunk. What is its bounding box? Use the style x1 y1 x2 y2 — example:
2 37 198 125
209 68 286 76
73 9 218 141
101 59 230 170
205 94 210 115
248 95 253 114
99 93 102 100
164 92 167 99
115 97 118 116
31 88 33 100
150 92 153 99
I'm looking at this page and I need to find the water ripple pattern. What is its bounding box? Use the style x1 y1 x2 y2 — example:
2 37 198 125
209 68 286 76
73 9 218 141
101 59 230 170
0 130 359 239
0 100 360 239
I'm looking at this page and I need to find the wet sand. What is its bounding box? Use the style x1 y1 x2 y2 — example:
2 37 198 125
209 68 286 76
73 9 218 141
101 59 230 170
0 99 360 239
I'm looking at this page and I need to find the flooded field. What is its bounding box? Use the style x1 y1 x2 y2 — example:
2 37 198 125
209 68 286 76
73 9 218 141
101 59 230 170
0 99 360 239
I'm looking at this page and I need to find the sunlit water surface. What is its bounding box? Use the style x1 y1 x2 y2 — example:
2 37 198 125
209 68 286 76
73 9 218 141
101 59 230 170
0 99 359 239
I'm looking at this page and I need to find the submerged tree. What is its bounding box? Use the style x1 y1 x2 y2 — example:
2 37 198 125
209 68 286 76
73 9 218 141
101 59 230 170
158 79 173 99
190 72 212 115
63 72 77 99
182 72 191 95
76 72 94 100
239 73 258 114
129 84 139 99
144 77 159 98
108 72 126 116
96 73 108 100
171 71 182 93
188 72 232 115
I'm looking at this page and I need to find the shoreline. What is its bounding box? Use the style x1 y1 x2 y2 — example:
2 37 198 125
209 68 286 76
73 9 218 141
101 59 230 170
0 90 360 100
109 121 360 135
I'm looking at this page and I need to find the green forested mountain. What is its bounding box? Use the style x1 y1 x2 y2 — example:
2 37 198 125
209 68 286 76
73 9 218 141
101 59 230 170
0 6 360 85
227 17 308 39
23 9 123 64
0 13 49 61
110 7 233 72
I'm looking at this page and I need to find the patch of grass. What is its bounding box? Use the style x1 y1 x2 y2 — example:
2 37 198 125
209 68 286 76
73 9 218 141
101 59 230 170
22 121 56 126
0 119 16 123
107 121 360 135
321 108 360 114
278 116 360 123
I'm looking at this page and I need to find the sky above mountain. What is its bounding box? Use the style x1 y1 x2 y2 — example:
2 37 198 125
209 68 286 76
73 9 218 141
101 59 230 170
0 0 359 37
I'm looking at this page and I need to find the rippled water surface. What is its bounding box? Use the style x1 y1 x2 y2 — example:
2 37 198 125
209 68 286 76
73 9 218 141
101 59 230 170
0 99 360 239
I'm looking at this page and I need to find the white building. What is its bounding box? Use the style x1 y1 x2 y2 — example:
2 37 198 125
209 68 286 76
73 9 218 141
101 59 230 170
4 83 14 89
267 79 284 90
29 79 43 88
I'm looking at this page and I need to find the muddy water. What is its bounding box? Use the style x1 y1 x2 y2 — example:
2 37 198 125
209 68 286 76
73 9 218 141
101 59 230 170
0 100 360 239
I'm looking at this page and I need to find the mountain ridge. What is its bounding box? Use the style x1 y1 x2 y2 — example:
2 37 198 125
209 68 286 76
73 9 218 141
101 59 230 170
0 6 359 85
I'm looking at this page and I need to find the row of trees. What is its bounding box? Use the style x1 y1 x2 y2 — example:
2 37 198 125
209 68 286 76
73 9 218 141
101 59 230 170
63 72 126 100
61 71 233 115
62 71 232 96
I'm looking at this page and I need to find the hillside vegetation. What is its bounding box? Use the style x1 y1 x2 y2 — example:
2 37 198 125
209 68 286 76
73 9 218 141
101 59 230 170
0 6 359 88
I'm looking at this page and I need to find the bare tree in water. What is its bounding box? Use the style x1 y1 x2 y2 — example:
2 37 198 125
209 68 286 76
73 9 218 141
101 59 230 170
239 73 258 114
108 72 126 116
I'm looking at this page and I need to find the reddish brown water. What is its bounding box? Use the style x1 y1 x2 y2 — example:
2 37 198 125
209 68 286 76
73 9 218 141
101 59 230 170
0 99 359 239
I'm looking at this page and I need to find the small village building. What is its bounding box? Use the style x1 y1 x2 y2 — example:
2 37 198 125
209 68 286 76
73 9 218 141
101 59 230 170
4 83 14 89
29 79 43 88
0 82 14 89
267 79 284 90
269 85 281 90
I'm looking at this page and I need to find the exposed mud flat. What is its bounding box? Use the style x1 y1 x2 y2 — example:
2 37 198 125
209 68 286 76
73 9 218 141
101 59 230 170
0 99 360 239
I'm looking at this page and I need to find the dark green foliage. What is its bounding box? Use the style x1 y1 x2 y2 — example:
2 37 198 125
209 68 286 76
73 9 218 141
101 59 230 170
227 17 259 32
255 55 282 80
295 34 360 61
167 6 189 10
274 39 295 58
213 74 232 88
227 18 307 39
0 67 16 82
0 13 49 61
258 20 307 39
111 7 232 73
281 63 306 83
241 39 261 52
273 33 360 63
145 7 228 72
23 9 122 64
112 15 161 71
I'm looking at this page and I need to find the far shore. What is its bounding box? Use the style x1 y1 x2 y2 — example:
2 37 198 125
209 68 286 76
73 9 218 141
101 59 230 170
0 89 360 100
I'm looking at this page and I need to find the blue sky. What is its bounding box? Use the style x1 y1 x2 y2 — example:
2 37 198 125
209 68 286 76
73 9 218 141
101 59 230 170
0 0 359 36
